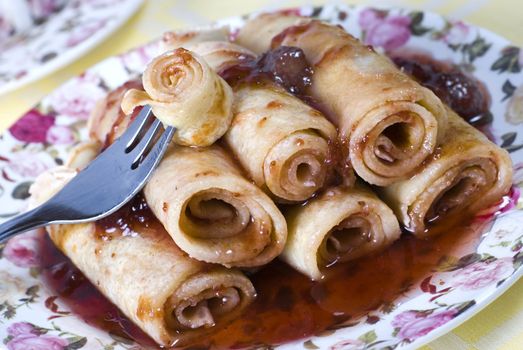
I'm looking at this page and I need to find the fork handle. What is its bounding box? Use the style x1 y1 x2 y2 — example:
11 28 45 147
0 208 48 243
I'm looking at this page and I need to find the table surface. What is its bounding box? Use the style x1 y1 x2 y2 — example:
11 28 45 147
1 1 522 349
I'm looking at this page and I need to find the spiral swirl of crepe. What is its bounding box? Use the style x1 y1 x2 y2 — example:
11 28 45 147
121 48 233 147
29 160 256 347
380 109 513 236
144 145 287 268
236 14 448 186
282 185 401 280
227 84 337 202
163 39 339 202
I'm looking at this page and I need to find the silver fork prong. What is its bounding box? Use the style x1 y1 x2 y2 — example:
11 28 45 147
130 119 164 168
124 105 154 151
137 126 176 169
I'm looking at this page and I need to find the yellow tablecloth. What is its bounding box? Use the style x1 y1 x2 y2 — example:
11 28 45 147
1 1 521 349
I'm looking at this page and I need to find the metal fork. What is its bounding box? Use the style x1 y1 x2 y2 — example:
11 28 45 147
0 106 176 242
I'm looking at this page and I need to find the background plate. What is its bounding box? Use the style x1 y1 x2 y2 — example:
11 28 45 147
0 0 143 96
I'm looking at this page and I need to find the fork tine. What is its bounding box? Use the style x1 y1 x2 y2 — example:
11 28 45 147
130 119 164 168
136 126 176 169
122 105 154 151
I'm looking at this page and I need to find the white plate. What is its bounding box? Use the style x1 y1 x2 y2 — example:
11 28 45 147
0 0 143 95
0 4 522 350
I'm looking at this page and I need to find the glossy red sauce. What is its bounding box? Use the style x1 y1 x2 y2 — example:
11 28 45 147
40 234 157 348
39 195 493 349
392 55 492 126
220 46 313 96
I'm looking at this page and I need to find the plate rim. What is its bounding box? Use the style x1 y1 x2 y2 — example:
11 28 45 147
404 264 523 349
0 0 144 96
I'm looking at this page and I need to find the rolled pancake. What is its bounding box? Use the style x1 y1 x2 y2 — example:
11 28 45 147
235 14 307 54
160 37 340 201
144 145 287 268
380 109 513 236
282 185 401 280
121 48 233 146
47 221 255 347
237 14 448 186
227 83 337 202
29 165 256 347
161 29 255 73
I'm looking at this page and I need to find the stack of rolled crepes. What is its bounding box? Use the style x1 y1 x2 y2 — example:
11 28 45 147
30 148 256 347
237 13 448 186
34 12 514 348
37 46 286 345
236 13 512 235
161 31 340 202
157 33 402 280
117 48 288 267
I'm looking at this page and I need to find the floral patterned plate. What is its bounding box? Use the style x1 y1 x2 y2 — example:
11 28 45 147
1 4 523 350
0 0 143 96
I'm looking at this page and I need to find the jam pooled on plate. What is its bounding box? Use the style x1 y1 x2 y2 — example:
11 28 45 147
393 55 492 126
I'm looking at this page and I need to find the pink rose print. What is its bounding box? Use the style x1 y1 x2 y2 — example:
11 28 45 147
66 20 106 47
330 338 366 350
358 8 382 29
46 125 75 145
4 151 56 178
3 229 43 268
9 110 55 143
7 322 37 337
7 334 67 350
392 309 457 342
359 9 411 51
443 21 470 45
47 72 106 120
453 257 513 290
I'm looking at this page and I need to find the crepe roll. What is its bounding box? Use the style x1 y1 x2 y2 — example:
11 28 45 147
237 15 447 186
282 185 401 280
227 84 337 202
29 167 256 347
49 222 255 347
380 109 513 236
121 48 233 146
161 29 255 72
186 41 255 72
236 13 307 55
144 145 287 268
